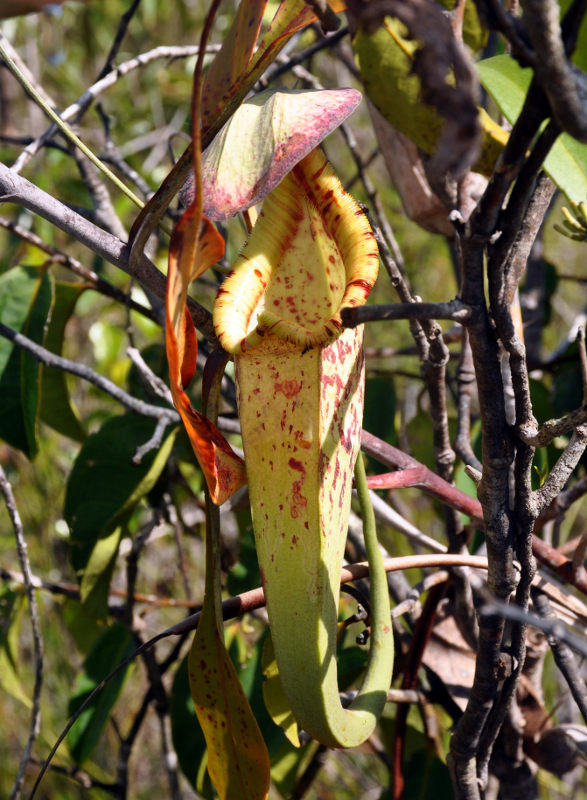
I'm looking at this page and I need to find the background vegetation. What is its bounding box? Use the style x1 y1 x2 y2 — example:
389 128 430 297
0 0 586 798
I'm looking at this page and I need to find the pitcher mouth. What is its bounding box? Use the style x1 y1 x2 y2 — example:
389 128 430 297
213 148 379 356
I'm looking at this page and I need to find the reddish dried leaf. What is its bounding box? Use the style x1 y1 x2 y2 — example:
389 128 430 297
200 0 346 139
166 203 247 505
201 0 266 126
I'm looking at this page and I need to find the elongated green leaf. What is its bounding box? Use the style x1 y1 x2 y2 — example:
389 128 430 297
39 281 87 441
170 654 215 796
0 587 31 708
477 55 587 203
67 622 135 764
0 265 53 458
261 634 300 748
560 0 587 72
188 600 271 800
80 526 123 606
0 266 41 375
65 415 178 614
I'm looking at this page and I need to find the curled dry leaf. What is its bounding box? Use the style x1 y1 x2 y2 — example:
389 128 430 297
348 4 505 181
166 205 247 505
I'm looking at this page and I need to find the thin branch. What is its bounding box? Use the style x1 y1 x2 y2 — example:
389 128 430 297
518 404 587 447
124 511 162 625
336 121 407 279
95 0 143 81
0 162 215 340
259 26 349 86
342 299 472 327
0 467 43 800
0 216 157 322
532 588 587 723
477 0 535 65
0 321 180 424
455 329 482 471
367 489 447 553
127 346 174 405
72 147 127 240
533 425 587 512
9 43 214 178
366 467 484 527
303 0 341 32
391 571 450 620
0 565 202 609
522 0 587 141
479 591 587 659
362 431 485 525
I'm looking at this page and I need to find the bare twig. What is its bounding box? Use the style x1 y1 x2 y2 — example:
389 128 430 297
0 467 43 800
0 162 215 340
455 329 482 471
0 216 157 322
522 0 587 141
518 405 587 447
96 0 143 81
127 346 174 405
303 0 341 32
532 588 587 723
533 425 587 512
480 591 587 660
12 44 213 172
342 299 472 327
0 321 180 425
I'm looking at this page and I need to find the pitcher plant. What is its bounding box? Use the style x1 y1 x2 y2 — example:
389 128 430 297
212 147 393 747
166 34 394 785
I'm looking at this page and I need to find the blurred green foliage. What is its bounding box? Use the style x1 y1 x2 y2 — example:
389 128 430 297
0 1 585 798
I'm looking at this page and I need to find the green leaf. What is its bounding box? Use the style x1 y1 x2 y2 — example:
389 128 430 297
226 518 261 596
170 654 214 796
560 0 587 72
188 598 271 800
0 587 31 708
0 266 41 375
0 265 53 458
80 526 122 617
62 601 104 656
39 281 87 441
364 375 397 454
67 622 135 764
64 415 178 614
476 55 587 204
403 725 454 799
261 633 300 748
